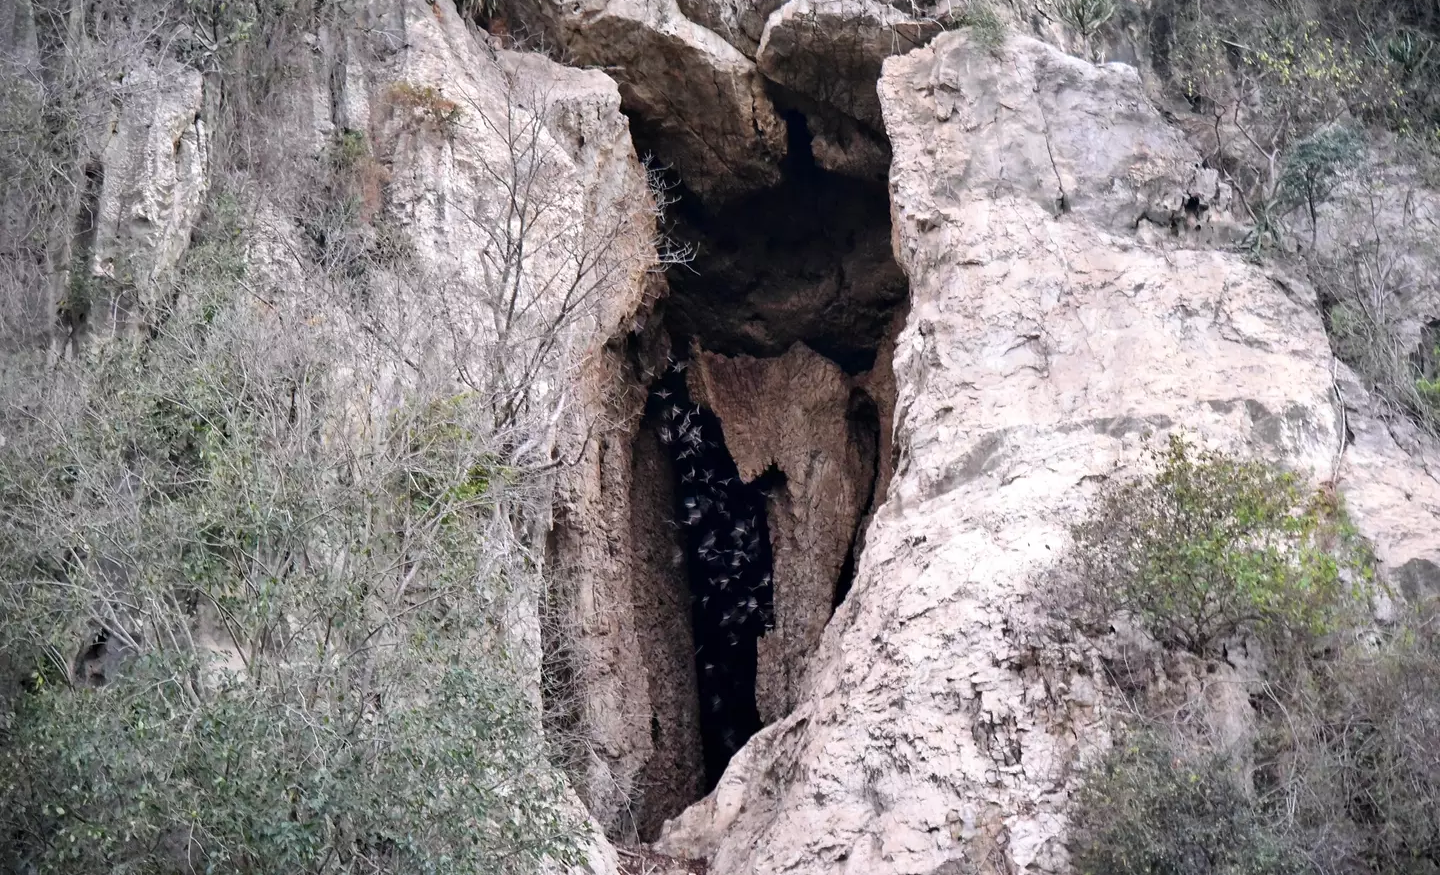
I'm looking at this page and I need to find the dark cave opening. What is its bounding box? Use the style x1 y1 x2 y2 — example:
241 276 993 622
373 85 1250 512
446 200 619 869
654 110 909 375
646 362 777 790
619 103 910 834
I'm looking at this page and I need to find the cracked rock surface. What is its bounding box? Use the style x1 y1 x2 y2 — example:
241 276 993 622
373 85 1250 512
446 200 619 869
653 31 1440 874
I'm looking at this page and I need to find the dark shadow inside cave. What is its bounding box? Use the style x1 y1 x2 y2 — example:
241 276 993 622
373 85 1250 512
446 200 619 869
622 105 910 836
652 106 908 375
646 362 778 790
833 388 881 609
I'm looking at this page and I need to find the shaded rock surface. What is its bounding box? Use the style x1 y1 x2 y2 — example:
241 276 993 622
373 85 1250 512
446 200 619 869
663 159 907 372
756 0 938 131
513 0 787 203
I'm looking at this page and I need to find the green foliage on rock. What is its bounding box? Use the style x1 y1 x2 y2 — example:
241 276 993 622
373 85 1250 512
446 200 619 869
1073 619 1440 875
1061 436 1440 874
1061 435 1368 655
1049 0 1115 38
1147 0 1440 252
1 660 572 875
1071 734 1306 875
0 201 586 873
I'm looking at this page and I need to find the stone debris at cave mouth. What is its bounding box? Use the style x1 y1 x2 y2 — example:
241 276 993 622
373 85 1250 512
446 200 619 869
648 358 778 790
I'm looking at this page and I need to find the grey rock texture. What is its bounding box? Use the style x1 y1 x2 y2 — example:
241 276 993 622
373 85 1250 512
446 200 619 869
653 31 1440 874
86 62 208 309
513 0 787 203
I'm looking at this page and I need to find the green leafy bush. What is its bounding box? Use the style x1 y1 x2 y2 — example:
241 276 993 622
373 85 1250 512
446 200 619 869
1071 734 1305 875
1277 126 1366 248
944 2 1006 53
1060 435 1367 655
0 659 574 874
1049 0 1115 38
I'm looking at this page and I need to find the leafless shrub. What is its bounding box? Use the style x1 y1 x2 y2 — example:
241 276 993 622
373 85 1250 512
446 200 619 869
1312 180 1440 438
0 7 684 870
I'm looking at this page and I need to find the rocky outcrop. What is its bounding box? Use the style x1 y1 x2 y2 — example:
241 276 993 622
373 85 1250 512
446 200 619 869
653 31 1440 874
226 0 662 867
86 62 208 310
691 343 878 722
673 0 781 58
513 0 787 203
756 0 937 131
0 15 208 344
509 0 949 196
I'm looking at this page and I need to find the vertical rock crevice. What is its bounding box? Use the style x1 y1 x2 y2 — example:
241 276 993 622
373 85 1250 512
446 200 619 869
598 107 909 837
532 7 918 840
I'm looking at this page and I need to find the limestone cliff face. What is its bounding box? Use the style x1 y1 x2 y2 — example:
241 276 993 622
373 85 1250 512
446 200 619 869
4 0 657 869
19 0 1440 867
650 31 1440 875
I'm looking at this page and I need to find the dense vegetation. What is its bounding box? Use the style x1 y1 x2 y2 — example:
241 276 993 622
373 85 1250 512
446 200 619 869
0 0 666 868
1058 438 1440 875
0 200 588 871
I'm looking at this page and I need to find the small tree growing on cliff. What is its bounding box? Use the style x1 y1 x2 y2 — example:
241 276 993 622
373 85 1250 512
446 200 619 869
1055 435 1367 656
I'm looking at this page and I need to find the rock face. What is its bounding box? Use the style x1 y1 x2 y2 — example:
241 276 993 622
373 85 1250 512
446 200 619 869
513 0 787 203
652 31 1440 874
691 343 878 722
20 0 1440 863
215 0 661 869
756 0 937 131
0 10 208 345
86 62 208 317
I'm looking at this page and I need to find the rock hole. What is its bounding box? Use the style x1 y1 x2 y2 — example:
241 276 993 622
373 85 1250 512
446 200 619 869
575 103 909 839
648 362 776 791
780 107 818 179
658 117 907 373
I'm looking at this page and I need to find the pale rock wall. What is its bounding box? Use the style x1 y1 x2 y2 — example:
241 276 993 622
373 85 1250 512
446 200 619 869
0 3 208 342
653 31 1440 875
87 62 208 308
194 0 660 869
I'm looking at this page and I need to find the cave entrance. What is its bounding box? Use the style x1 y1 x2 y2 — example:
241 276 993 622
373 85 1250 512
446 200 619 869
621 108 908 841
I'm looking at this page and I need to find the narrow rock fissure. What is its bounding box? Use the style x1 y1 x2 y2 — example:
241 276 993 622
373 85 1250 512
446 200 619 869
834 388 882 609
647 362 777 791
